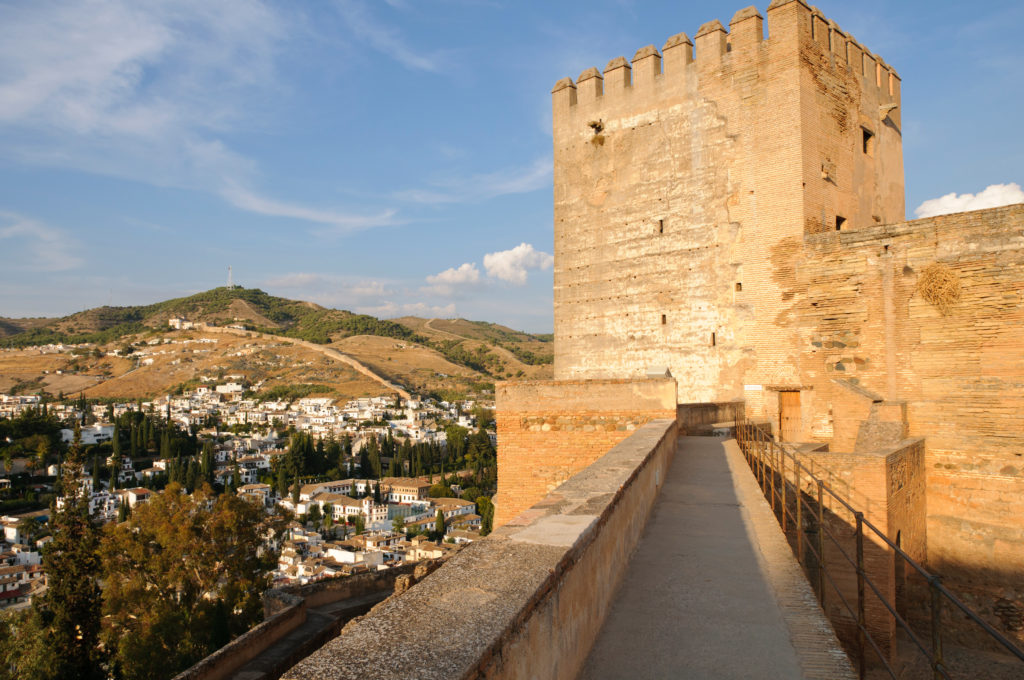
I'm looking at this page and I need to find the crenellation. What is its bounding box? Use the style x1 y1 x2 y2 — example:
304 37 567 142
828 22 846 62
576 67 603 102
551 77 576 112
631 45 662 87
694 19 727 67
602 56 631 94
847 38 864 76
810 7 829 48
662 32 694 75
729 6 764 50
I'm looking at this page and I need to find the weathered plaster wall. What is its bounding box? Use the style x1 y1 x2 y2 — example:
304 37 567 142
493 378 676 527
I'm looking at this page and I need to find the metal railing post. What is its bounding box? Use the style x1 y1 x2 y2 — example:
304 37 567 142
781 441 788 531
757 428 765 491
856 512 866 679
816 480 826 603
795 460 803 565
769 438 777 514
930 576 945 680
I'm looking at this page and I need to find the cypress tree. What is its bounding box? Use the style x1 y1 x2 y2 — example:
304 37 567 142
275 465 288 499
204 442 216 485
37 423 106 678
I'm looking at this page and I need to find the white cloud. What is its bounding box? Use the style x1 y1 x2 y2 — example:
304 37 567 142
914 183 1024 218
424 263 480 295
262 272 401 311
221 183 398 232
358 301 456 318
483 243 554 285
0 212 82 272
334 0 442 73
0 1 399 234
0 1 283 138
395 157 552 204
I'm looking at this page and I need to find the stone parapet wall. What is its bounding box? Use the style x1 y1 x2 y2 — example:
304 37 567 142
282 419 678 680
677 400 744 434
493 378 676 527
173 596 307 680
174 561 441 680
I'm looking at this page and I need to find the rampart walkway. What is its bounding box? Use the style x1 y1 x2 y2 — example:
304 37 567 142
580 436 854 680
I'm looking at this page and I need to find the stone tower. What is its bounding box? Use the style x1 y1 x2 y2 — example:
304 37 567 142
552 0 904 403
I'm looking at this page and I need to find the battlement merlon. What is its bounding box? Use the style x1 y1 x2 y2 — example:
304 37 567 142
551 1 900 119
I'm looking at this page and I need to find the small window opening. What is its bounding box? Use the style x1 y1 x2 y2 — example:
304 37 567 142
661 314 666 325
862 128 875 155
836 216 846 231
711 332 716 347
658 219 664 234
735 282 742 292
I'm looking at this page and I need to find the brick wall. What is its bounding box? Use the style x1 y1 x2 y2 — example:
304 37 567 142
793 205 1024 593
493 378 677 527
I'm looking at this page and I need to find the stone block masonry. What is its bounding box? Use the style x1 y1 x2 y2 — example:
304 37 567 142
795 206 1024 589
552 0 903 399
545 0 1024 643
493 378 676 527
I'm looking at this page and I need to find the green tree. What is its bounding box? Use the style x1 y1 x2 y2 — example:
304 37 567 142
291 472 301 505
16 517 43 544
435 508 445 537
476 496 494 537
34 438 49 476
200 440 215 486
429 482 454 498
230 460 241 493
275 464 288 499
392 514 405 534
100 484 287 680
353 515 365 535
32 422 106 679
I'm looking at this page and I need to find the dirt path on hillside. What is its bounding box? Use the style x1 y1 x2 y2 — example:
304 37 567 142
423 318 463 340
424 318 524 369
203 325 410 399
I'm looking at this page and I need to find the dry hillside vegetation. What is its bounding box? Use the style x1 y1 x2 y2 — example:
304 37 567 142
0 331 388 401
0 288 553 399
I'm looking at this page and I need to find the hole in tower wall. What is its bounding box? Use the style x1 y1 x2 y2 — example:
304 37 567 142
711 332 716 347
658 219 664 234
661 314 667 326
862 127 875 156
735 282 742 292
836 216 846 231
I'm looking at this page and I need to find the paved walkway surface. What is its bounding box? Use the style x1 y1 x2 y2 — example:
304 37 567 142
579 436 854 680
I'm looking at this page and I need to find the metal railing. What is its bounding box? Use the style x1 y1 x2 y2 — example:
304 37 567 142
734 418 1024 680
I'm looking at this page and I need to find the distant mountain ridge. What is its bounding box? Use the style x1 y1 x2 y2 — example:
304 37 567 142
0 287 553 379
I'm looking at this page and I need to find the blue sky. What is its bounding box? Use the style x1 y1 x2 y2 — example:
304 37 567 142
0 0 1021 332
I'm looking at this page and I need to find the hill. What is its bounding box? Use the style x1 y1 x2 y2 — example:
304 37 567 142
0 288 553 401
